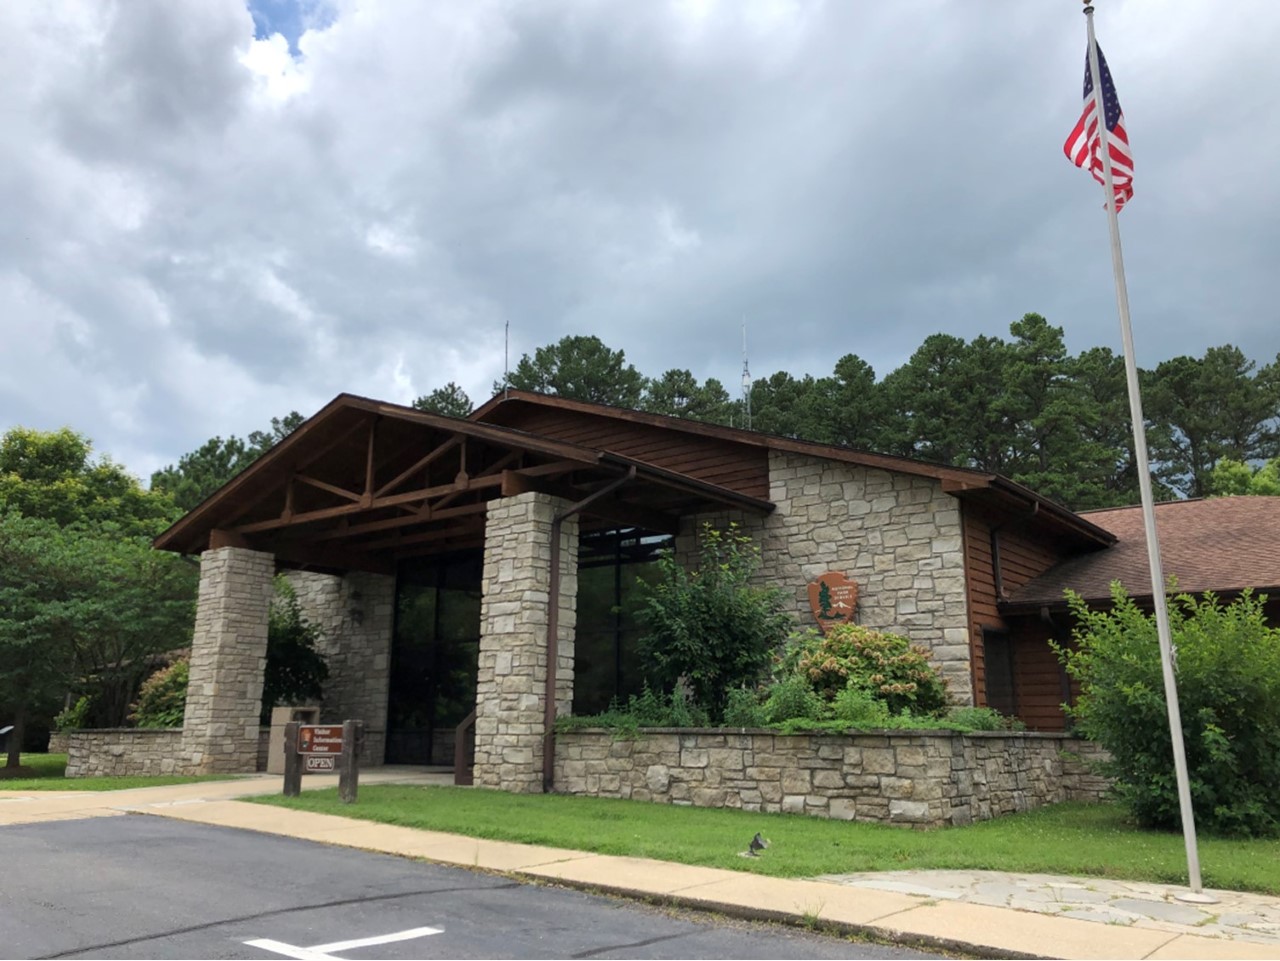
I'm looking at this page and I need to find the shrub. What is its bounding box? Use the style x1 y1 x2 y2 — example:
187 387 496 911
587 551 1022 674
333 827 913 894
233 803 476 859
830 686 892 727
722 687 768 728
942 706 1024 732
763 675 825 724
132 658 189 728
1057 585 1280 838
261 577 329 723
53 695 93 732
777 624 949 716
556 685 708 735
636 523 793 719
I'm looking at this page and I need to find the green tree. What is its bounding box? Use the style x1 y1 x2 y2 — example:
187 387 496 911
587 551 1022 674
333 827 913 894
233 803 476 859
0 514 80 767
747 371 828 439
1146 346 1279 497
824 353 889 451
642 369 733 424
636 524 793 719
150 412 303 513
0 427 178 536
1207 456 1280 496
412 382 474 418
500 335 648 407
1058 585 1280 837
1062 346 1143 508
261 578 330 723
877 332 1017 471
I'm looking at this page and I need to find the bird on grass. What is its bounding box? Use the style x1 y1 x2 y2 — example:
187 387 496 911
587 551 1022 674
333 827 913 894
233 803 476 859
740 832 771 858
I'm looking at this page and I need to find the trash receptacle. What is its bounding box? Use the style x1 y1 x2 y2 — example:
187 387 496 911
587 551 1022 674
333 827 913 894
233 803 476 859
267 706 319 775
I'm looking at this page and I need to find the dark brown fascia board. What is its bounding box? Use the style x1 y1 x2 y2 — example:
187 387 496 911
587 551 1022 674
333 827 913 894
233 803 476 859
472 390 1114 545
600 452 774 516
985 477 1117 547
998 584 1280 616
471 390 988 486
153 392 605 555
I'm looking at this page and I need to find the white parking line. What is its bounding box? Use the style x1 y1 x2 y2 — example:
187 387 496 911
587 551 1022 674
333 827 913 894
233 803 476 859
246 925 442 960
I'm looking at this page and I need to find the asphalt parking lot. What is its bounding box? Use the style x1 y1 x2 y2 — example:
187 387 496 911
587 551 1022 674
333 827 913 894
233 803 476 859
1 816 940 959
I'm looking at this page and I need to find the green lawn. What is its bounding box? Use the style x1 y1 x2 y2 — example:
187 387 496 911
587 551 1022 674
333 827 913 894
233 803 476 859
0 753 237 792
253 785 1280 895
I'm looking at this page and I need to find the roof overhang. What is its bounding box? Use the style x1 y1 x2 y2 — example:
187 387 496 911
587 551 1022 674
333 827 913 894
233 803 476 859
154 394 772 572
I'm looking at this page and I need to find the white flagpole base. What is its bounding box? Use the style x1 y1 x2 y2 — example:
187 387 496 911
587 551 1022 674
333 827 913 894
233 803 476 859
1175 890 1220 905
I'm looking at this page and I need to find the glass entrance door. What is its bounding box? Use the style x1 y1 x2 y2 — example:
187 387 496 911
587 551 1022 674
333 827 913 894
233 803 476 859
385 552 482 765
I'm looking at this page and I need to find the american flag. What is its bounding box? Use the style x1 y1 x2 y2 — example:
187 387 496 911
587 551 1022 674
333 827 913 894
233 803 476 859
1064 43 1133 210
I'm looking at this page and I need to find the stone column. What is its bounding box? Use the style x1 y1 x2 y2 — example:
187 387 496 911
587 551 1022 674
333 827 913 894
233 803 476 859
183 546 275 773
473 492 579 793
285 570 395 766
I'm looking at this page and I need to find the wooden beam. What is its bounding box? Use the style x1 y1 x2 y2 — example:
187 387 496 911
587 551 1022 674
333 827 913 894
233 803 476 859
363 417 377 506
288 500 491 545
354 522 477 553
270 542 394 577
216 416 374 529
293 472 363 503
234 473 504 534
372 435 461 498
340 504 488 547
209 528 253 550
499 472 679 535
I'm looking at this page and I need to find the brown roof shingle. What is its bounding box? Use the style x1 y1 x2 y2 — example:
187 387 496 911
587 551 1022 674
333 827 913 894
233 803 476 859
1003 496 1280 610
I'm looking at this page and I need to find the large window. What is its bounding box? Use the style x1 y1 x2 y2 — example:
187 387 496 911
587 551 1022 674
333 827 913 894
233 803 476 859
573 528 672 715
387 552 483 765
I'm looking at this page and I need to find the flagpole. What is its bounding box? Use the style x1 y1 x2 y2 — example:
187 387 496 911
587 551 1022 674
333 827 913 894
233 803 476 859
1082 1 1214 904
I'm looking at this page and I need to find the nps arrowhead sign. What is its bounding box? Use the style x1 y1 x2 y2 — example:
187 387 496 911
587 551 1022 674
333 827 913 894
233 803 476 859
807 572 858 633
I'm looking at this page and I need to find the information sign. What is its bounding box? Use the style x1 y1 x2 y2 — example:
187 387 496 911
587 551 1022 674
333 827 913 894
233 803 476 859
298 725 344 755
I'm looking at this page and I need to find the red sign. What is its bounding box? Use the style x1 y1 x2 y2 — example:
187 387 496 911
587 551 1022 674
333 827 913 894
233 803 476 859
298 725 344 755
807 572 859 633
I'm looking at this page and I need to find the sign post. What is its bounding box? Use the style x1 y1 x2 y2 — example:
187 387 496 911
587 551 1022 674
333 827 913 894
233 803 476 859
282 721 302 797
338 719 362 804
284 720 361 802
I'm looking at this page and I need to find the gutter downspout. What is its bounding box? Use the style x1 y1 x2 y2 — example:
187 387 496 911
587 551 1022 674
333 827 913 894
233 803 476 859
542 466 637 792
990 501 1039 601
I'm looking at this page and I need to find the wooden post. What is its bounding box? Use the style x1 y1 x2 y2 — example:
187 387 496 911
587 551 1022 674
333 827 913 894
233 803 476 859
282 721 302 797
338 719 362 804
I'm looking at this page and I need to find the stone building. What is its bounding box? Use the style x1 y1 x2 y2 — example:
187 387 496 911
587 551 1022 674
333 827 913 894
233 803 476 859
146 390 1280 790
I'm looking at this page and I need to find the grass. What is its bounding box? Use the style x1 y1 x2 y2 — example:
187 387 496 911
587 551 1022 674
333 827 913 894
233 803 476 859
0 753 238 792
252 785 1280 895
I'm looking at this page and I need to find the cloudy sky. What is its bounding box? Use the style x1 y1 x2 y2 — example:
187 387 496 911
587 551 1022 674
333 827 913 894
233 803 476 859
2 0 1277 481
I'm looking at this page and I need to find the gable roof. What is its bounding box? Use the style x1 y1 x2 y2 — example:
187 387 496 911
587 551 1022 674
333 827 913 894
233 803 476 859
1003 496 1280 611
153 393 772 562
472 390 1116 549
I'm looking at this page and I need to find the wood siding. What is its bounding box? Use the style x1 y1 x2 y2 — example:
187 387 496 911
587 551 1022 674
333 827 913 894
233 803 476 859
962 501 1076 727
1002 615 1077 732
482 407 771 499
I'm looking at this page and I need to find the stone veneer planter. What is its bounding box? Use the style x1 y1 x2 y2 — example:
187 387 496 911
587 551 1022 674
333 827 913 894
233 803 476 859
554 728 1110 827
65 729 190 778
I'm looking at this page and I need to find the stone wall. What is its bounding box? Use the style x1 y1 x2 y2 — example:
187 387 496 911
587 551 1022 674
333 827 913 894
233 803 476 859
65 729 190 778
183 546 275 773
761 452 972 702
285 569 395 765
555 729 1110 827
676 453 972 704
473 492 579 793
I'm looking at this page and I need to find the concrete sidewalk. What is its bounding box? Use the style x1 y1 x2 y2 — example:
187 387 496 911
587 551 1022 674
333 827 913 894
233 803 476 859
3 774 1278 960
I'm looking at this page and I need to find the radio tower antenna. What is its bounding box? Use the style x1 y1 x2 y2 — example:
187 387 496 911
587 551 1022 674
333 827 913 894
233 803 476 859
504 319 510 400
741 322 752 431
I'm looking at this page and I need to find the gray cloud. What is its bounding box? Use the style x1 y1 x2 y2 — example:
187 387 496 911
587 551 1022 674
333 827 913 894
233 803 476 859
1 0 1276 481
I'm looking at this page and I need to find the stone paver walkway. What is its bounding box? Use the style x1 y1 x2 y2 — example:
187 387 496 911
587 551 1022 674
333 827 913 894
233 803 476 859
816 869 1280 948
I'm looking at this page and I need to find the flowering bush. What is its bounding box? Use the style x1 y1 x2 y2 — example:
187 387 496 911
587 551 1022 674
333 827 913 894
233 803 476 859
777 624 949 716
